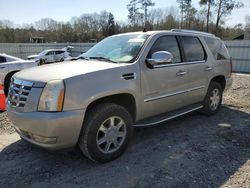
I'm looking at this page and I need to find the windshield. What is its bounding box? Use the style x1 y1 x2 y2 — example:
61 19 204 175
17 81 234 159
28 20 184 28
81 34 148 63
38 50 49 56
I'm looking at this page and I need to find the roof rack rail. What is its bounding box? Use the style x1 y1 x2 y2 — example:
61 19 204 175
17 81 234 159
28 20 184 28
171 29 215 37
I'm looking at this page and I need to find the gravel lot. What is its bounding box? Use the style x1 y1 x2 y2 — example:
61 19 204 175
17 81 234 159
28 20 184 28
0 73 249 188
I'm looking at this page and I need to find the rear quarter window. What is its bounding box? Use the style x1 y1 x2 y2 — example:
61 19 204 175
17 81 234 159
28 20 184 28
56 50 64 55
181 36 206 62
0 56 7 63
204 37 230 60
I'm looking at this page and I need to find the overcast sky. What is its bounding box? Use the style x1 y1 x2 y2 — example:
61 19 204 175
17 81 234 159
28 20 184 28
1 0 249 27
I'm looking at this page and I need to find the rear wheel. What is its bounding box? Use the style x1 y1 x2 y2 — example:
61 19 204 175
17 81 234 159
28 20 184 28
78 103 133 163
202 82 223 115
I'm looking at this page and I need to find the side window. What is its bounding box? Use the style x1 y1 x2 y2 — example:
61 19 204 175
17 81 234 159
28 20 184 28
181 36 205 62
0 56 7 63
56 50 64 55
148 36 181 63
46 51 53 56
204 37 230 60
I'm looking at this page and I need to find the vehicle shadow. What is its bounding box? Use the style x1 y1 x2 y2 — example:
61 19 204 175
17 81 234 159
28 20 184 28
0 106 249 188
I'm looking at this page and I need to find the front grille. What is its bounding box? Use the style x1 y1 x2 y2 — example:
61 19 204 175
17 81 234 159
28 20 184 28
8 78 33 108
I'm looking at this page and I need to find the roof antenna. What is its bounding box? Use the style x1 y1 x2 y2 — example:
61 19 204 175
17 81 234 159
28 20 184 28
143 28 147 32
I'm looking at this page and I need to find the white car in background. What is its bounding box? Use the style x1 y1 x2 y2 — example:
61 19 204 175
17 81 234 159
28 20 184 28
0 53 39 94
27 47 73 64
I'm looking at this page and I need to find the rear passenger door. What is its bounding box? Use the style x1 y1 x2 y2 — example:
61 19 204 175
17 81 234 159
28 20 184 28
204 37 231 78
180 36 210 104
44 51 55 63
55 50 64 61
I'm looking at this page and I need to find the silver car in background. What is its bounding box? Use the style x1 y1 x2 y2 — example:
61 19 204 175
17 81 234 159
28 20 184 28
0 53 39 94
27 47 72 64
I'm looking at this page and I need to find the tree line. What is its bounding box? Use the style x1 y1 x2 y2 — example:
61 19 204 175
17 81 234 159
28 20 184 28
0 0 245 43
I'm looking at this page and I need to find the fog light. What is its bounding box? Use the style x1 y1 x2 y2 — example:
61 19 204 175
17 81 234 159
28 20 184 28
29 133 57 144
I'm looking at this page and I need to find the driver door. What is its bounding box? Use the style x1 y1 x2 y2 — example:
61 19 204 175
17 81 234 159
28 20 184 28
140 35 191 119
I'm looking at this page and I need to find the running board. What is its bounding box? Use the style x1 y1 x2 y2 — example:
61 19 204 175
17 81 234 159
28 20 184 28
134 104 203 127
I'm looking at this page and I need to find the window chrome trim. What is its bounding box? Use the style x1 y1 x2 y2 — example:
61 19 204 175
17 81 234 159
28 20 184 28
144 85 205 103
153 60 206 68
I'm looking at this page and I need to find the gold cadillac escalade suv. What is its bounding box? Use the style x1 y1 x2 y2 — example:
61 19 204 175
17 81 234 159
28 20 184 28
7 29 232 163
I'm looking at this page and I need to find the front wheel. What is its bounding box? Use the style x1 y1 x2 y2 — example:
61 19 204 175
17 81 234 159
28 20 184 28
202 82 223 115
78 103 133 163
39 59 46 65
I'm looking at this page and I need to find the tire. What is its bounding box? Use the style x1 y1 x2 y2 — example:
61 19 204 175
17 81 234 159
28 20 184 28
78 103 133 163
202 82 223 115
39 59 46 65
60 58 64 62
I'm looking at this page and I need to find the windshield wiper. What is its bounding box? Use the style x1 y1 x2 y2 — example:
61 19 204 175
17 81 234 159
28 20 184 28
89 56 116 63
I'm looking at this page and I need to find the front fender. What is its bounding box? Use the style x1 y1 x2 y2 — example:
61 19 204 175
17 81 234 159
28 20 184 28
63 66 141 113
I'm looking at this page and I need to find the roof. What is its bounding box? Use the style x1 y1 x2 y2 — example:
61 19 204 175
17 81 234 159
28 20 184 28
113 29 217 38
42 49 65 52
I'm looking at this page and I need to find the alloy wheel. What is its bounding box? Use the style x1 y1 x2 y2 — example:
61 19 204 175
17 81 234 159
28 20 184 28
210 88 221 111
96 116 127 154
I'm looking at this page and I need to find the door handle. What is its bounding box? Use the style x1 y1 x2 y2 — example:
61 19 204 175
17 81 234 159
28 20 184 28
176 70 187 76
205 66 212 71
0 66 6 69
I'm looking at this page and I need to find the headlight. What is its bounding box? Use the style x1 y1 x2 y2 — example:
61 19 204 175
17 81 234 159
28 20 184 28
38 80 65 112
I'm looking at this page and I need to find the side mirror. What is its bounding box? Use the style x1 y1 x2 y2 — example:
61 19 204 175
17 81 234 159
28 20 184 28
146 51 173 68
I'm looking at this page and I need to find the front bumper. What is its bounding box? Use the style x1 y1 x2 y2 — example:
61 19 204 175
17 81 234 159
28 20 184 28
7 107 85 150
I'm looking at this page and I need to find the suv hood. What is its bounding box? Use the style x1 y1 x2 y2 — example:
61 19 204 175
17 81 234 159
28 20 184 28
14 60 124 83
7 60 37 64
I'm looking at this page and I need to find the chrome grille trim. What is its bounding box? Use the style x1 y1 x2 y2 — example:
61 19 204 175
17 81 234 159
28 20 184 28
8 78 33 108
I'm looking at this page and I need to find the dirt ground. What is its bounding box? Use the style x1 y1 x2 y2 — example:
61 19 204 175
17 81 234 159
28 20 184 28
0 73 249 188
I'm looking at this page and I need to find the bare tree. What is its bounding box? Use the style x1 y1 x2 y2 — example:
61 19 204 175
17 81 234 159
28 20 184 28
35 18 59 31
139 0 155 28
199 0 214 32
215 0 244 29
177 0 197 28
177 0 184 28
0 6 246 43
127 0 141 26
0 20 15 29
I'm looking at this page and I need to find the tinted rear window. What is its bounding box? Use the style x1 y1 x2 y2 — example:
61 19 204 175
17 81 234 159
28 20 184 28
56 50 64 55
181 36 205 62
204 37 230 60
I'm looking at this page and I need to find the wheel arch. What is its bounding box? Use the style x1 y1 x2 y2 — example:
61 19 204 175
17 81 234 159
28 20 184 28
4 70 19 82
4 70 20 95
209 75 226 91
85 93 137 123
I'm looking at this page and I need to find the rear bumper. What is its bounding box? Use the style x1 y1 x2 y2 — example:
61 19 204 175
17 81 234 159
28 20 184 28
7 107 85 150
225 77 233 91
